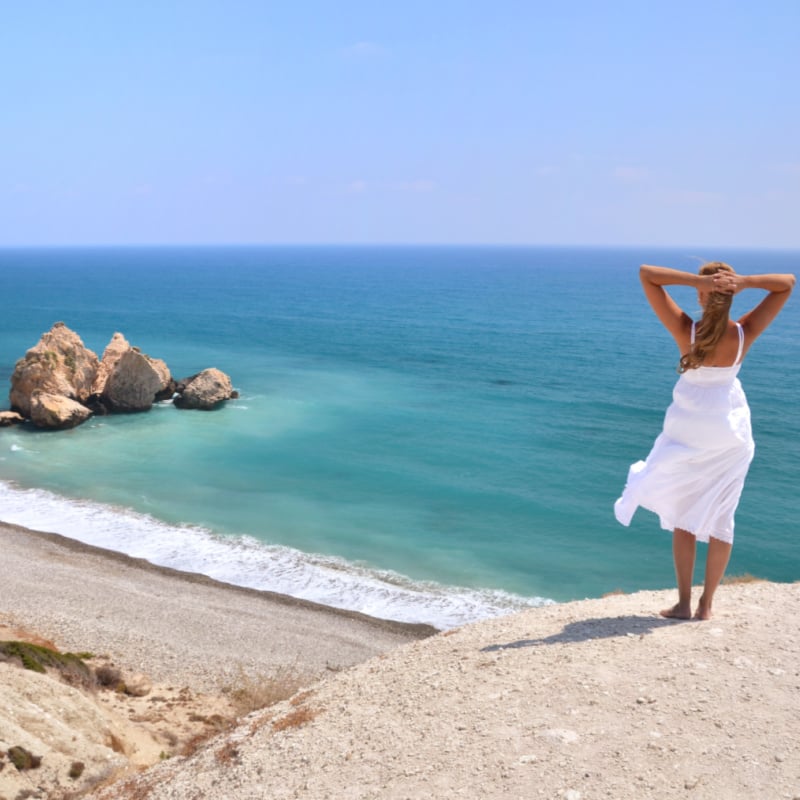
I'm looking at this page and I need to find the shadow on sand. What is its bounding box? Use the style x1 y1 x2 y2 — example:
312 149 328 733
480 613 688 652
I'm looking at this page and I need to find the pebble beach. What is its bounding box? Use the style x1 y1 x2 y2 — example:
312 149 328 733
2 520 798 799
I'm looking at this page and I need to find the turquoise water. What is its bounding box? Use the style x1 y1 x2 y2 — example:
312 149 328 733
1 246 798 627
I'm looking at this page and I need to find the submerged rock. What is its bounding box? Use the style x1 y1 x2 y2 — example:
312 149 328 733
9 323 99 418
0 411 24 427
174 368 235 410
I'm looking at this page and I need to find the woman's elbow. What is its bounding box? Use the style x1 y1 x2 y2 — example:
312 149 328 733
639 264 656 283
781 273 797 294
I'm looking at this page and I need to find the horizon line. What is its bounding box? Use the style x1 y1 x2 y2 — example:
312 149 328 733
2 242 798 252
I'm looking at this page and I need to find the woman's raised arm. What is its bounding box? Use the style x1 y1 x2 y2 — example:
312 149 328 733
734 272 796 343
639 265 712 346
640 265 704 288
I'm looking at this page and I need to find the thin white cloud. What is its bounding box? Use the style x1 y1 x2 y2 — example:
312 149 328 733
341 41 387 59
343 179 436 194
535 166 559 177
612 166 649 183
200 171 233 188
396 179 436 193
772 163 800 177
660 189 724 206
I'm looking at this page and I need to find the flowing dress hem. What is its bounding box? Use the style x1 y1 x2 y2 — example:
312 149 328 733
616 496 733 545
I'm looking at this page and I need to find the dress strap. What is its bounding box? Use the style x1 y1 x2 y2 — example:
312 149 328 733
734 322 745 365
690 321 696 345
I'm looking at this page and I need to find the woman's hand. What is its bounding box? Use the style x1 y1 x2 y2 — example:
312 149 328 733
710 271 740 295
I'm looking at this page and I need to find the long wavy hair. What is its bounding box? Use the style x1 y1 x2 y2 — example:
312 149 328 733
678 261 734 372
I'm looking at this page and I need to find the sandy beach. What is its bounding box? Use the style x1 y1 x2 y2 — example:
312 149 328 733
0 521 435 690
1 520 799 800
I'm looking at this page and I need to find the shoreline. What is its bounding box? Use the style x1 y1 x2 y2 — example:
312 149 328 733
0 476 556 628
0 520 436 693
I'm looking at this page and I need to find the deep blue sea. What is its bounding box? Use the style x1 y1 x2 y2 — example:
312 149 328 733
1 246 798 628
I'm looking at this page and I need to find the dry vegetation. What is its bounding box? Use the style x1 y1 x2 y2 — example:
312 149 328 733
271 704 321 732
721 573 764 585
1 627 322 800
225 662 314 716
54 663 323 800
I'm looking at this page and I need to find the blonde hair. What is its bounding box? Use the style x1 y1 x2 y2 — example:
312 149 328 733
678 261 734 372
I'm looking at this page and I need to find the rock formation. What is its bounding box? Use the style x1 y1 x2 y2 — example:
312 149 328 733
102 350 165 412
5 323 234 430
0 411 24 427
92 332 130 395
173 368 236 410
30 392 93 430
92 334 175 412
149 357 175 401
9 323 99 418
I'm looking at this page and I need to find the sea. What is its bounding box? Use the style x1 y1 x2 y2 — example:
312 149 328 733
1 246 798 629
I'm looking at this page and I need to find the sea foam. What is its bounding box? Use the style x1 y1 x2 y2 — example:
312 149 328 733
0 480 552 629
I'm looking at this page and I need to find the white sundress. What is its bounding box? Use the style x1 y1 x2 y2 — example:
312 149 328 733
614 322 754 544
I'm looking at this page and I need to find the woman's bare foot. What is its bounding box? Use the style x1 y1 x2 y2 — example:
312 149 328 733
694 596 712 620
659 603 692 620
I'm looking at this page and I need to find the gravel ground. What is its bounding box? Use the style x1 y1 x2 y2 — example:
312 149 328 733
95 581 800 800
2 521 798 800
0 521 435 693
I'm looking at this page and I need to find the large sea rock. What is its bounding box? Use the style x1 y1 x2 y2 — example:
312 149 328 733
92 332 130 395
9 323 99 418
174 368 236 410
30 391 93 430
95 334 175 412
102 351 163 412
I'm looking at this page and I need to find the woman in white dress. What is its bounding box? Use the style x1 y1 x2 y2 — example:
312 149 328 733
615 262 795 620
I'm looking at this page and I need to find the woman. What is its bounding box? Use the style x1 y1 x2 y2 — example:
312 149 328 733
615 262 795 620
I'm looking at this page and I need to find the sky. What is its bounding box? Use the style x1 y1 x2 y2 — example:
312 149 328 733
1 1 799 247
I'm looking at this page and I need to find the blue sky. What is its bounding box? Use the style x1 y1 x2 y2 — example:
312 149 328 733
2 1 798 247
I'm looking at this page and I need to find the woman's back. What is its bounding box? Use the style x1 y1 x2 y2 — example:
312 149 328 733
700 320 747 368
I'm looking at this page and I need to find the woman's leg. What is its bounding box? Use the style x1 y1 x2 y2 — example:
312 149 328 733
694 536 732 620
660 528 696 619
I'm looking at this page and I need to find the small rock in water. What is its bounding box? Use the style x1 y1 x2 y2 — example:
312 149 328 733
0 411 24 426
